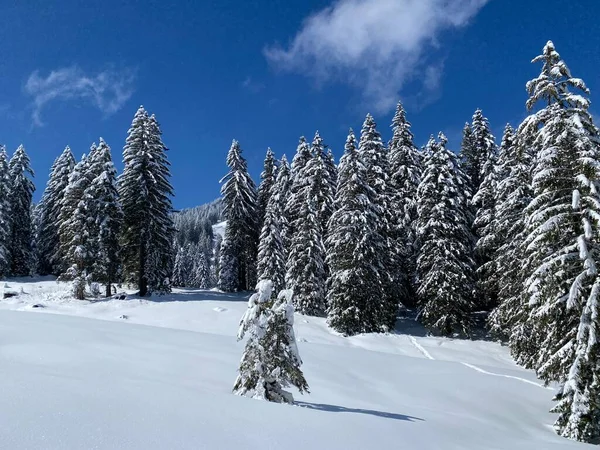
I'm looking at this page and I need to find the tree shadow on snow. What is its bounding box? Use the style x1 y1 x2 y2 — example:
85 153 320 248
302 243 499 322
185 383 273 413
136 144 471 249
393 308 429 337
295 402 424 422
392 308 495 342
145 289 250 303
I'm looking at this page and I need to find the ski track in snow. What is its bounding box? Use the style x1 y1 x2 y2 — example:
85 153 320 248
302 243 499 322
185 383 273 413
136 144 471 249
460 362 552 390
408 336 435 360
407 335 549 390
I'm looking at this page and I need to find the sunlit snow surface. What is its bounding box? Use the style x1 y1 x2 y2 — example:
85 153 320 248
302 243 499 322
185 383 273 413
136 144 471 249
0 278 589 449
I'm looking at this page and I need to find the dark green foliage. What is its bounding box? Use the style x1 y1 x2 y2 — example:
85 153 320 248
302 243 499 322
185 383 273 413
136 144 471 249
218 140 258 292
257 147 277 232
119 106 175 296
326 129 388 335
234 281 308 403
388 102 421 308
359 114 397 326
36 146 75 276
8 145 35 276
416 135 475 337
257 156 290 293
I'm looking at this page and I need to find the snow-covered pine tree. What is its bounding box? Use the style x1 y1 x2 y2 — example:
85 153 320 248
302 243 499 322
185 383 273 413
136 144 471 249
325 147 338 202
552 277 600 443
470 110 498 309
257 147 277 232
57 151 94 278
326 129 388 335
545 85 600 444
472 140 499 310
461 110 497 197
85 139 122 297
284 135 329 314
143 114 175 294
0 146 11 276
274 155 291 257
257 155 291 293
233 280 308 403
487 125 533 339
416 134 476 337
284 137 312 250
192 248 211 289
119 107 175 296
36 146 75 276
388 101 421 307
304 131 335 241
459 122 477 190
285 189 327 316
60 198 90 299
358 114 397 327
171 245 189 287
7 145 35 276
217 139 258 292
517 43 600 422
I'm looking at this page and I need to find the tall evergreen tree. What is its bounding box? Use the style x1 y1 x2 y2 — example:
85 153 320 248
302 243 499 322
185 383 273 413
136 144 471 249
192 249 211 289
284 137 312 249
217 139 258 292
257 155 291 293
325 148 338 203
460 110 497 199
119 106 175 296
172 245 191 287
285 189 326 316
515 46 600 443
36 146 75 275
359 114 397 327
488 125 533 339
0 146 11 276
57 151 94 278
459 123 477 189
7 145 35 276
85 139 122 297
285 137 328 314
515 42 595 375
472 138 500 309
416 134 475 336
305 131 335 240
257 147 277 231
388 101 421 307
552 275 600 443
144 114 176 294
326 129 388 335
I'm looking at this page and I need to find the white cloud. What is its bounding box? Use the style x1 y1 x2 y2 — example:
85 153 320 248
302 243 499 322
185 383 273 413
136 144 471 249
24 66 136 126
241 76 265 93
265 0 488 113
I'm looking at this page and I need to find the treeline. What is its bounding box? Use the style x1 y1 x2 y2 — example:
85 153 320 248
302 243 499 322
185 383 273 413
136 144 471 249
172 199 223 288
217 41 600 443
0 106 175 298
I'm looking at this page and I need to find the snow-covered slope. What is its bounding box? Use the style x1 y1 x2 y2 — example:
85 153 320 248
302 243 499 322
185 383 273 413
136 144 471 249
0 279 588 449
212 220 226 240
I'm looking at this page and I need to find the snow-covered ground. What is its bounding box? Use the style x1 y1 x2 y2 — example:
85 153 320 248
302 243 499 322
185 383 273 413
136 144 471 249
0 278 589 449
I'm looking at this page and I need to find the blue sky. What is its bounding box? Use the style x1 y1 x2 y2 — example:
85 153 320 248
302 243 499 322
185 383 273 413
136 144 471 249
0 0 598 209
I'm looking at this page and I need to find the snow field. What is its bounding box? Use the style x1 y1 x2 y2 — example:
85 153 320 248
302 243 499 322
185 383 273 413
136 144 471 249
0 278 589 449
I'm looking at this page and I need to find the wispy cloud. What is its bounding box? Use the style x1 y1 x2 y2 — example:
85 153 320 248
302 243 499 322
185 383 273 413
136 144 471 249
24 66 136 126
264 0 488 113
241 76 265 93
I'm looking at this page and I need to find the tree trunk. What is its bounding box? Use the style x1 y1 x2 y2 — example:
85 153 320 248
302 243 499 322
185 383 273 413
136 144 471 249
139 237 147 297
105 281 112 298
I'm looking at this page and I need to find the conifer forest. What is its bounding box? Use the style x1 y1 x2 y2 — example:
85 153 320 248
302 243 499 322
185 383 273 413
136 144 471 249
2 41 600 445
